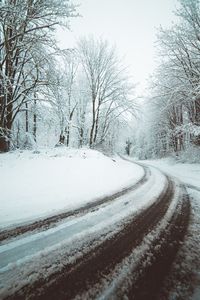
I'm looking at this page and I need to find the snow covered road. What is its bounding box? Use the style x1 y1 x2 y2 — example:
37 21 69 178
0 149 144 228
0 158 190 300
139 158 200 300
0 163 148 243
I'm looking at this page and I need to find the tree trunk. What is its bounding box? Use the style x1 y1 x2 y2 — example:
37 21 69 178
0 136 9 152
33 98 37 143
89 95 96 147
0 23 14 152
25 102 29 133
93 106 100 144
79 127 84 148
59 134 65 145
16 121 20 148
66 127 70 147
65 104 77 147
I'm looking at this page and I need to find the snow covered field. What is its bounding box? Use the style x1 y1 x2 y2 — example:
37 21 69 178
0 148 144 228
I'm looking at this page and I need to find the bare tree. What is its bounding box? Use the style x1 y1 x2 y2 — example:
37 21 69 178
136 0 200 159
77 37 136 148
0 0 78 151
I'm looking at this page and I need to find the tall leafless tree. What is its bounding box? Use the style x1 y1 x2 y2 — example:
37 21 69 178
0 0 78 151
77 37 136 148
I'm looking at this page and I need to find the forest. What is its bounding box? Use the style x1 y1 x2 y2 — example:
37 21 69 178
135 0 200 161
1 2 200 299
0 0 200 161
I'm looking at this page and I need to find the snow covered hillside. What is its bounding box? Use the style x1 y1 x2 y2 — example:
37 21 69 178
0 148 143 228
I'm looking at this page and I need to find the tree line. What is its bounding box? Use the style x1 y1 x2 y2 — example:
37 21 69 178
0 0 136 153
135 0 200 160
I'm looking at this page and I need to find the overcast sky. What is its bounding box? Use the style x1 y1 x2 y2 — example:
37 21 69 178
57 0 177 94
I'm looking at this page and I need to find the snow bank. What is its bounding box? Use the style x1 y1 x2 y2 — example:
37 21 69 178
144 158 200 188
0 148 143 227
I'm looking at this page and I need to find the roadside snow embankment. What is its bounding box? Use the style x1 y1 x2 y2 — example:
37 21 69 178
0 148 143 228
144 158 200 189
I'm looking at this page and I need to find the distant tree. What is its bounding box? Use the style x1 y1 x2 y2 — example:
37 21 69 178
136 0 200 159
77 37 136 148
125 139 132 156
63 51 79 147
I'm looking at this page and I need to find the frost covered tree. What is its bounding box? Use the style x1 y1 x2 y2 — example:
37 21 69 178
63 51 79 147
135 0 200 160
0 0 78 151
14 36 136 152
77 37 136 149
44 51 79 147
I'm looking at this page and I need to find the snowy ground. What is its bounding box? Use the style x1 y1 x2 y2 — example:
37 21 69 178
144 158 200 190
1 149 199 299
0 151 170 298
0 147 144 228
141 158 200 300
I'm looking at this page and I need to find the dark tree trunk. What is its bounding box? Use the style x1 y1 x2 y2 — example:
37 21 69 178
66 128 70 147
16 121 20 148
25 102 29 133
93 106 100 144
0 23 14 152
33 114 37 143
65 104 77 147
125 139 132 156
89 94 96 147
79 127 84 148
59 134 65 145
33 98 37 143
193 98 200 146
0 136 9 152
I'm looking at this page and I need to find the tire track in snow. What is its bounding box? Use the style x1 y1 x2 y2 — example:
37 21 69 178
4 173 184 300
112 186 190 300
0 161 190 300
185 183 200 192
0 163 148 244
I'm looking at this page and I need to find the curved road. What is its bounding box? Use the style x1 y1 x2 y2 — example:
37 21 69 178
0 159 190 300
0 164 149 243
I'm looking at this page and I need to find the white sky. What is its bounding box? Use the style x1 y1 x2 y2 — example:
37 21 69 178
57 0 177 94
